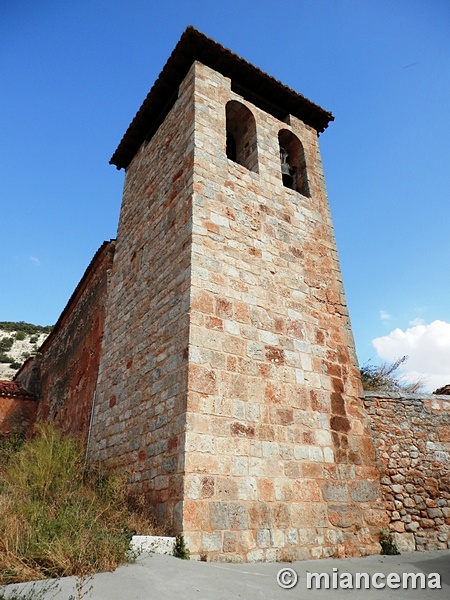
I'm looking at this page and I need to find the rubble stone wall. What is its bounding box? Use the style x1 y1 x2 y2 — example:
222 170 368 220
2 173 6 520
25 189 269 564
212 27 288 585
363 392 450 552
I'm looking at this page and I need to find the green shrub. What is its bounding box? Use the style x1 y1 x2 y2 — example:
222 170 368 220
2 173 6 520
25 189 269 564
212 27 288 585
173 534 190 560
0 424 156 584
29 336 39 345
0 354 11 364
8 362 22 370
14 332 26 342
0 338 14 353
0 323 52 335
379 531 400 555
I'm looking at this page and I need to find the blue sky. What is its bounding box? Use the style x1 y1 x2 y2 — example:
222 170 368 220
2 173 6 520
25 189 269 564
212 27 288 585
1 1 449 390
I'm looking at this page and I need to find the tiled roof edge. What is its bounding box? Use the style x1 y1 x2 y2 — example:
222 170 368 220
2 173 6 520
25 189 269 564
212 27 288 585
110 26 334 170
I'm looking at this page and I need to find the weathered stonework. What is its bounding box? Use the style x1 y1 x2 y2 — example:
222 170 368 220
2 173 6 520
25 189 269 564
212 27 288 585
88 30 386 561
90 66 195 529
7 28 448 563
364 392 450 552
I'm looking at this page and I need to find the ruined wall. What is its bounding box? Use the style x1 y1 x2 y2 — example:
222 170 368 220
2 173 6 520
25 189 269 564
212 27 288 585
90 66 195 529
363 392 450 552
181 62 386 561
25 242 115 444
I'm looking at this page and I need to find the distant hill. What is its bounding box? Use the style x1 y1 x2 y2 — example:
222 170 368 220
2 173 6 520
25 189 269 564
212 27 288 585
0 322 52 380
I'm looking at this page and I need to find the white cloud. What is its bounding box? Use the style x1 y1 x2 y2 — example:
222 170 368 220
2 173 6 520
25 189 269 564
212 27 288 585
380 310 393 321
372 320 450 392
30 256 41 266
409 318 425 327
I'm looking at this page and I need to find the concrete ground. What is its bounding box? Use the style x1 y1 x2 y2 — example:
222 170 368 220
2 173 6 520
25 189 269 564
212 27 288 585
3 550 450 599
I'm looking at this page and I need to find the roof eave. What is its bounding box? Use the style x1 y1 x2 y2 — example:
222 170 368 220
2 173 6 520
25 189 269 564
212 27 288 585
110 27 334 170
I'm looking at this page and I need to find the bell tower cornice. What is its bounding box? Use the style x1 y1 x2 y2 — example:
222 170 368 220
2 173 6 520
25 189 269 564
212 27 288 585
110 26 334 170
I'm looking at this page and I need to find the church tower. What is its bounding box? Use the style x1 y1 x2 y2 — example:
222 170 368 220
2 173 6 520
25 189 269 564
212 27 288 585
92 27 385 561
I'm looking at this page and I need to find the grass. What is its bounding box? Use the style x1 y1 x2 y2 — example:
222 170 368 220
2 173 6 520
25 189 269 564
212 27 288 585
0 425 157 585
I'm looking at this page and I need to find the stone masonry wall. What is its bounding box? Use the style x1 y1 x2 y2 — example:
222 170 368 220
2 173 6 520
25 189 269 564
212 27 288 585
18 242 115 445
364 392 450 552
181 62 386 561
90 66 196 529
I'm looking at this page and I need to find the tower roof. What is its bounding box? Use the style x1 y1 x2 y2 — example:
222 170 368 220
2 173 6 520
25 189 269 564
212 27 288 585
110 26 334 170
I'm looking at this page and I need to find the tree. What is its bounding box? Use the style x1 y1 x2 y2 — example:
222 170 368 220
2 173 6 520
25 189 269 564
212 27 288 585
360 355 424 393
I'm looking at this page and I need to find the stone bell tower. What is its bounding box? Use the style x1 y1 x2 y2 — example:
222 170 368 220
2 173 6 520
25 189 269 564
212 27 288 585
91 27 386 561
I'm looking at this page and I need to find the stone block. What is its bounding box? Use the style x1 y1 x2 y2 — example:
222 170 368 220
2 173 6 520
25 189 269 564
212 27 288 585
330 415 351 433
286 528 298 545
323 447 334 463
215 476 238 499
271 528 285 548
349 480 381 502
130 535 175 555
210 502 229 529
327 504 362 528
294 479 321 502
421 518 436 528
291 503 328 528
230 422 255 438
186 474 201 499
246 548 264 561
223 531 238 552
237 477 258 500
362 509 389 528
256 528 271 548
202 532 222 552
232 456 249 476
294 445 309 460
228 502 248 529
391 521 405 533
391 532 415 553
322 481 349 502
188 365 217 394
200 476 215 498
309 446 324 462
